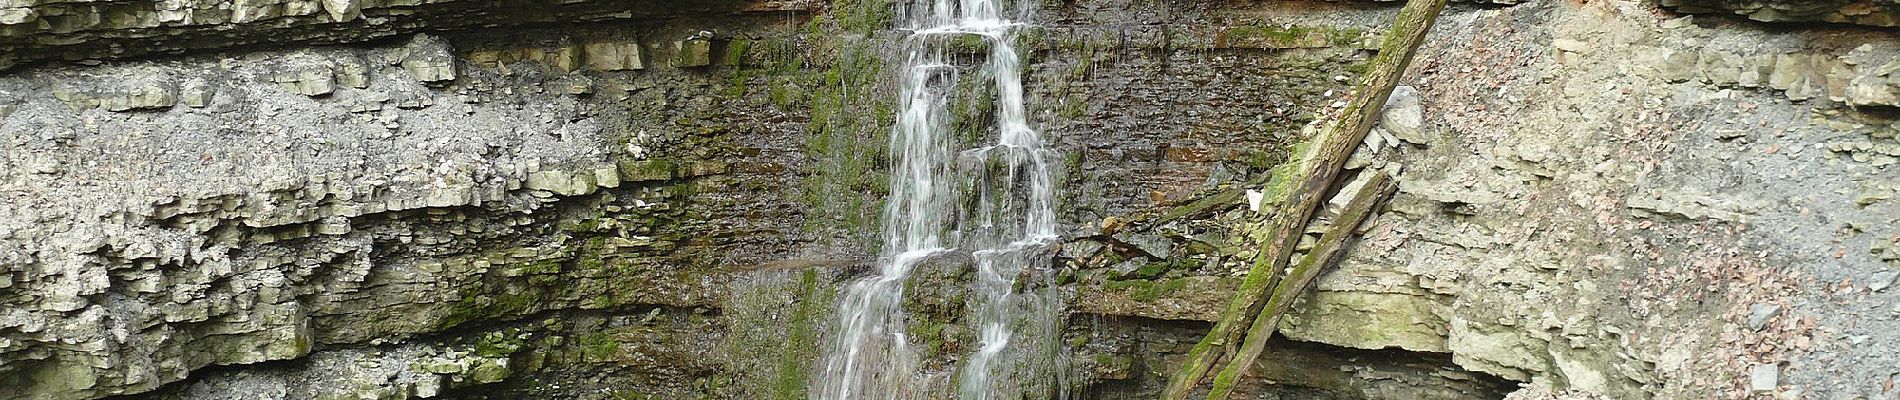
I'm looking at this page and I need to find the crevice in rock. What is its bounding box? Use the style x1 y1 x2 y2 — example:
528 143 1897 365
1065 314 1519 399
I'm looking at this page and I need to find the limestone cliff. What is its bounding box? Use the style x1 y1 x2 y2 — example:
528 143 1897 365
0 0 1895 399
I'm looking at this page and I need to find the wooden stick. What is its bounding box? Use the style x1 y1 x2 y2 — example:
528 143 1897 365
1160 0 1446 396
1206 171 1399 400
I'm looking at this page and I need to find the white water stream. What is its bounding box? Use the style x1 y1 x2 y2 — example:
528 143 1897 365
814 1 1064 399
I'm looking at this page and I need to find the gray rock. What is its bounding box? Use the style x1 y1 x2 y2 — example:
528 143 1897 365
1379 85 1425 144
101 83 177 111
401 34 457 84
1747 303 1780 330
1663 0 1900 28
275 67 335 97
1750 363 1779 393
319 0 361 22
180 79 213 108
1120 232 1172 259
524 169 598 196
1551 38 1589 54
0 8 34 25
1700 51 1742 86
1661 50 1700 83
565 76 594 95
338 62 371 88
1870 270 1897 292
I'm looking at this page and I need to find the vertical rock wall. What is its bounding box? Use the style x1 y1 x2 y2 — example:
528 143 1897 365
0 0 1895 399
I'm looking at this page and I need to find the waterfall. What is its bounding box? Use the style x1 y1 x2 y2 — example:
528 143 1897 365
814 1 1066 399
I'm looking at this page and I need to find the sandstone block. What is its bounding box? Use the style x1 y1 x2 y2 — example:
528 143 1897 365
338 62 370 88
401 34 457 84
102 83 178 111
180 79 213 108
583 41 644 71
1660 50 1700 83
548 45 583 73
275 67 335 97
525 170 597 196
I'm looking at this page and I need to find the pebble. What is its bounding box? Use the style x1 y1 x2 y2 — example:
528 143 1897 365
1750 363 1779 392
1748 303 1780 330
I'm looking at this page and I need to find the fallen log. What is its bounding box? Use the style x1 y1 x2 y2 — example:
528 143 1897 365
1207 171 1400 400
1159 0 1447 397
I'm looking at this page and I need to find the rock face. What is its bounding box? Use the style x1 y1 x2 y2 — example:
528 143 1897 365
1 0 1897 399
1662 0 1900 27
1070 2 1900 398
0 0 803 71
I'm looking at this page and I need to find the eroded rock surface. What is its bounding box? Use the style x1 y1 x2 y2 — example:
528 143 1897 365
0 0 1895 399
0 0 807 71
1662 0 1900 27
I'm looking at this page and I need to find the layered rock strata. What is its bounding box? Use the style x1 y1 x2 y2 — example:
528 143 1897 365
0 0 1895 399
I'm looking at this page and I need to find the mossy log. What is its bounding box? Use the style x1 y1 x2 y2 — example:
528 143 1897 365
1207 171 1399 400
1160 0 1447 398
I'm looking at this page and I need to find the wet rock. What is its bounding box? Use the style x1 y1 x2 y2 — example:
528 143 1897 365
2 2 1897 400
1121 232 1172 259
674 37 713 68
413 375 444 398
938 31 990 54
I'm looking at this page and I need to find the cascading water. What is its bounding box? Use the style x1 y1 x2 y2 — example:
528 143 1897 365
814 1 1066 399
